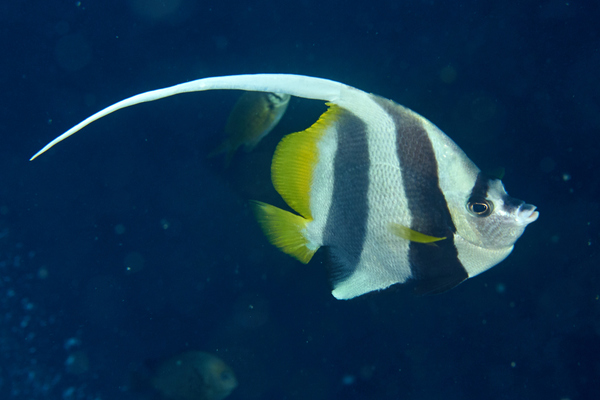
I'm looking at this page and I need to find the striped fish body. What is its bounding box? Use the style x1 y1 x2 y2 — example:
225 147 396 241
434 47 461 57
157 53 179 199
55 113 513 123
31 74 538 300
253 94 538 299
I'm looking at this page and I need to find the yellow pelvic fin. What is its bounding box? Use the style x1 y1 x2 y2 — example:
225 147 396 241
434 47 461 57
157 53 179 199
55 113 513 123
251 201 318 264
271 104 342 219
390 223 446 243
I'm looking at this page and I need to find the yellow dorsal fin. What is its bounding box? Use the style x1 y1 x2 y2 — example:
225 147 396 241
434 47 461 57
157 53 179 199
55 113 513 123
390 223 446 243
271 104 342 219
251 201 318 264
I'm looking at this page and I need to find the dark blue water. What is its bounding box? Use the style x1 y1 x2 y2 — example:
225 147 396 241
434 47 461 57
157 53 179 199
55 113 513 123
1 1 598 399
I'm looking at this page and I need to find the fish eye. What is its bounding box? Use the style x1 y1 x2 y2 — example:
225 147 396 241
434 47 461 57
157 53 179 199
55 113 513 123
467 199 493 217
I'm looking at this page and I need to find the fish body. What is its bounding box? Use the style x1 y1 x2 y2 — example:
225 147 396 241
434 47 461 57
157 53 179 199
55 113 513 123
140 351 237 400
252 97 538 298
210 91 290 165
31 74 539 300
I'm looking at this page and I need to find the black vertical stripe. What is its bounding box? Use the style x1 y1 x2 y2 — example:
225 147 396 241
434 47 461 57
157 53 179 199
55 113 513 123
373 97 468 294
323 109 370 285
469 172 491 200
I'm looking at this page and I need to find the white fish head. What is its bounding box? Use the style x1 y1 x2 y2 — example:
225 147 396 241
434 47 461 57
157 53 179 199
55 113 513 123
459 178 539 250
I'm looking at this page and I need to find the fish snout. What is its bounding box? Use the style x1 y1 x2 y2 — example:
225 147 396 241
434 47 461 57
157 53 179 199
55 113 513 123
516 203 539 225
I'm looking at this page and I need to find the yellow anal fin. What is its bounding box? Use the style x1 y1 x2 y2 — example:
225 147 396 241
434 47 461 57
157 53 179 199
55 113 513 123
251 201 318 264
390 223 446 243
271 104 342 219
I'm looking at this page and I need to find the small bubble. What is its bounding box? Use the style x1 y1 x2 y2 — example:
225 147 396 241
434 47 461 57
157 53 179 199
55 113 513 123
124 252 144 274
21 315 31 328
38 267 49 279
62 386 75 399
114 224 126 235
510 362 516 368
64 337 81 350
65 350 90 374
496 283 506 293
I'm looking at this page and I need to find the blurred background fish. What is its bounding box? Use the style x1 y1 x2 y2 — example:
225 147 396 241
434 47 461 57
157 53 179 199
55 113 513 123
130 350 237 400
209 91 291 166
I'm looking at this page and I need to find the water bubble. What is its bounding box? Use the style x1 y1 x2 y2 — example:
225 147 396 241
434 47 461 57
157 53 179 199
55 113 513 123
114 224 126 235
64 338 81 351
124 252 144 274
496 283 506 293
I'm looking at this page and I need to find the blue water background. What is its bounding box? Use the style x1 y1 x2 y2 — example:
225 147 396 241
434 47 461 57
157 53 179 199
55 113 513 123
1 1 598 399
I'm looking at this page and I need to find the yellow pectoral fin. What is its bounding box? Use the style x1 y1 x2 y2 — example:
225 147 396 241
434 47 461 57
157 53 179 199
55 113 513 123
390 223 446 243
251 201 318 264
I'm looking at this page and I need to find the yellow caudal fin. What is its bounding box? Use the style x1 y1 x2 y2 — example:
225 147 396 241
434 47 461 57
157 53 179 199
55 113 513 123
390 223 446 243
271 104 342 218
251 201 318 264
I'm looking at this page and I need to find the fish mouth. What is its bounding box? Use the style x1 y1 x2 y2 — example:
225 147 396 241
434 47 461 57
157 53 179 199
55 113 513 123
516 203 539 224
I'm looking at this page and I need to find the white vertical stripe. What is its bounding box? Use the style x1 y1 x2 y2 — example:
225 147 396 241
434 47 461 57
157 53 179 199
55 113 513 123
331 96 415 299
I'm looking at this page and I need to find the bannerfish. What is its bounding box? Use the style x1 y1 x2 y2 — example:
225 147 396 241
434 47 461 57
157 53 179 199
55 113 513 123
30 74 539 299
131 350 238 400
209 91 291 166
